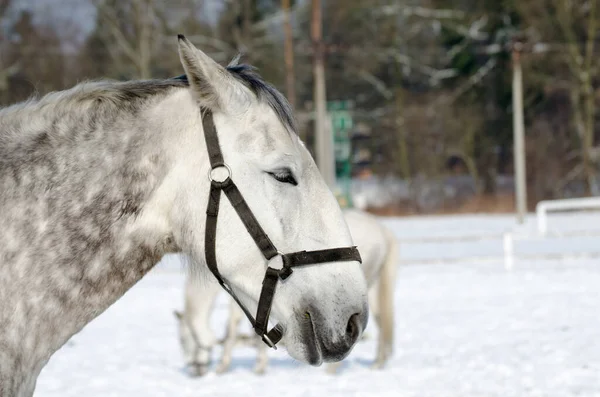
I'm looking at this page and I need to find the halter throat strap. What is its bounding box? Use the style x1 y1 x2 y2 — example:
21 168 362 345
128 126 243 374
201 111 362 348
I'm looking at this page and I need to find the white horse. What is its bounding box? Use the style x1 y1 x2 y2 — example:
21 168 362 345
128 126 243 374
175 209 398 375
0 35 369 396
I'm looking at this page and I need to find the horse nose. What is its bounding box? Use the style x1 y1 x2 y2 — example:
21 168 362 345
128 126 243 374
315 304 368 361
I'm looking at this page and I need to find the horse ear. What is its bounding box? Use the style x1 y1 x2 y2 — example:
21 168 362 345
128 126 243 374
173 310 184 321
177 34 237 110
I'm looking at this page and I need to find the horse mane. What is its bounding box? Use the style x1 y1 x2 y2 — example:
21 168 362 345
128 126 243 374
0 57 297 156
0 78 189 118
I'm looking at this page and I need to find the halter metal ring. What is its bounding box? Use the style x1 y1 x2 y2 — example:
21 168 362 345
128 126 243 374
267 250 285 269
208 163 232 183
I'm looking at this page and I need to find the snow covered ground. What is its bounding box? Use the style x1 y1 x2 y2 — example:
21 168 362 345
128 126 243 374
35 213 600 397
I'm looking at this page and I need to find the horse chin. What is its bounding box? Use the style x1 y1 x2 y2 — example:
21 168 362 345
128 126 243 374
285 312 323 366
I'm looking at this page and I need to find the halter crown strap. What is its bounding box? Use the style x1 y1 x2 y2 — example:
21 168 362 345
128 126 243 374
202 111 224 168
201 110 361 349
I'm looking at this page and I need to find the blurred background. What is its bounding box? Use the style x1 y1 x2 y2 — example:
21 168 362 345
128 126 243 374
4 1 600 396
4 0 600 216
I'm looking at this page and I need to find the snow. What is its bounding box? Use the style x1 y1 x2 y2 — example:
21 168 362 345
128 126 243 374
35 213 600 397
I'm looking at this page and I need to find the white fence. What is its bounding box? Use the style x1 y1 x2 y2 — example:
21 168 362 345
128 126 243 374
396 230 600 269
394 197 600 269
536 196 600 235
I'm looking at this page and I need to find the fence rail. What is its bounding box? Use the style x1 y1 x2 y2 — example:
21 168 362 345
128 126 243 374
536 197 600 235
395 198 600 268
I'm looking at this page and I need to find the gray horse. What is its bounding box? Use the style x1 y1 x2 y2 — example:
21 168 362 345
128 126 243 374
0 36 368 397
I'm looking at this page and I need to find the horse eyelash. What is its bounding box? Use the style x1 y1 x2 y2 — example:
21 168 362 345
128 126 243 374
268 169 298 186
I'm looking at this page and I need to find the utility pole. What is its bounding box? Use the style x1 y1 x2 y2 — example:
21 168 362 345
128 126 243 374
512 41 527 224
282 0 296 110
311 0 335 188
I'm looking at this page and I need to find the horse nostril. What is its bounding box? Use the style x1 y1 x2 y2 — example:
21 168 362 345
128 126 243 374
346 313 361 345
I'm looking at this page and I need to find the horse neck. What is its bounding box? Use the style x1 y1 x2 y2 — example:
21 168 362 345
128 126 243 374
0 88 206 394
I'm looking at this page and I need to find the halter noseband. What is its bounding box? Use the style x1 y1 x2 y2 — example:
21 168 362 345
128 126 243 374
202 111 362 349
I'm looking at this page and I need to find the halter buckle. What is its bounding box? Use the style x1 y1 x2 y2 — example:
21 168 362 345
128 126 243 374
208 163 232 183
261 333 277 349
279 266 293 280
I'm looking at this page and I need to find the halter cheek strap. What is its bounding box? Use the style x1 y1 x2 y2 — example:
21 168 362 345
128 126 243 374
202 110 362 348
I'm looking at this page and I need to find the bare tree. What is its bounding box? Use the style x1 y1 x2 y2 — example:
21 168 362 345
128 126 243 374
91 0 176 79
282 0 296 109
557 0 598 195
517 0 599 195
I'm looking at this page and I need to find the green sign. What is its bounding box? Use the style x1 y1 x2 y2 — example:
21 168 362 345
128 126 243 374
328 100 354 208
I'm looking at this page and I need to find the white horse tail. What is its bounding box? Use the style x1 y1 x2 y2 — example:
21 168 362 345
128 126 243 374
378 226 398 360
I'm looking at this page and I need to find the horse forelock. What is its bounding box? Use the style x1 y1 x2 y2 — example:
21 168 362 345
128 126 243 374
224 61 298 135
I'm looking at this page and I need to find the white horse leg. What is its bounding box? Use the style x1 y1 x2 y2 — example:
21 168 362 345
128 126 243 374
216 298 243 374
179 276 220 377
372 229 398 369
253 335 269 375
369 282 385 369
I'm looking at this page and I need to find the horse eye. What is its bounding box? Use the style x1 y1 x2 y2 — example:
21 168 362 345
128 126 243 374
268 169 298 186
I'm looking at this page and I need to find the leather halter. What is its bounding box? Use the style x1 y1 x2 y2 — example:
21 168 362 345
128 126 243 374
202 111 362 348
